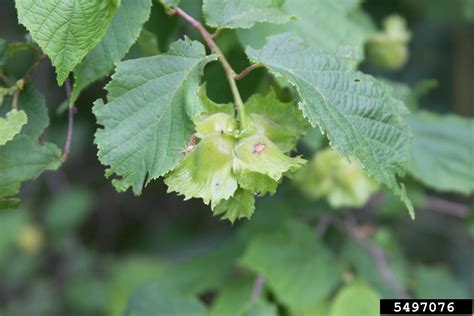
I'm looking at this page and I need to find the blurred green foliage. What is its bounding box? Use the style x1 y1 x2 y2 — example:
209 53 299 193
0 0 473 315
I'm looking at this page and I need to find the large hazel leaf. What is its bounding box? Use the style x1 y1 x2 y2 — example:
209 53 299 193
246 33 413 216
15 0 120 84
237 0 375 64
94 38 215 195
406 111 474 195
71 0 152 103
203 0 290 29
0 109 27 146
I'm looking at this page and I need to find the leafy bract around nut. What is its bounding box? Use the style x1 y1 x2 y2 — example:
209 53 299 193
165 134 238 207
294 148 378 208
165 90 306 222
244 89 310 153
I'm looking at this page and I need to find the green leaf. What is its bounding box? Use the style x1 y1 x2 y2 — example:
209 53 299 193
155 240 242 295
1 86 50 139
341 239 408 298
94 38 216 195
214 188 255 223
136 28 160 57
210 275 278 316
0 198 21 210
247 33 413 217
71 0 152 103
406 111 474 195
237 0 375 64
244 89 309 153
413 265 469 299
0 136 61 197
123 282 207 316
203 0 290 29
328 282 380 316
0 109 27 146
0 86 60 201
210 275 255 316
106 257 166 316
15 0 119 84
241 301 278 316
44 187 94 237
240 220 342 310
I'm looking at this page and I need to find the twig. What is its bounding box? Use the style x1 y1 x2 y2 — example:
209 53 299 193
250 275 265 301
0 72 13 87
12 91 19 110
61 78 76 162
211 29 222 38
365 193 469 219
172 7 247 126
424 196 469 218
337 216 410 299
23 54 47 83
235 63 264 80
315 214 332 237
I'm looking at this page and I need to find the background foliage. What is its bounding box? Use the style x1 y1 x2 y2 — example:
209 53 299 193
0 0 473 315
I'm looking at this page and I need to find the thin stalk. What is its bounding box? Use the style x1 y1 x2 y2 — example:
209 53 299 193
0 72 13 87
173 7 248 127
61 78 76 162
235 63 264 80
